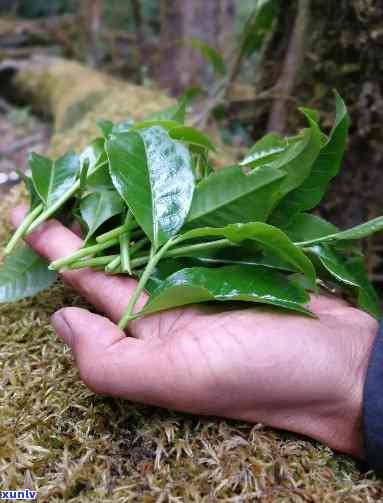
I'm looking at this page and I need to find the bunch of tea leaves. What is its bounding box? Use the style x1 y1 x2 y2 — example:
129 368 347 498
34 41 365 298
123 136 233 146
1 93 383 328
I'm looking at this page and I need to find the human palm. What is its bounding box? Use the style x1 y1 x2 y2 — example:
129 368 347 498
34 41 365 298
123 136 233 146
12 205 378 458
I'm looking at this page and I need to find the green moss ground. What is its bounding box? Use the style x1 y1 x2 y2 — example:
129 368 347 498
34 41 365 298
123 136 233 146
1 58 383 501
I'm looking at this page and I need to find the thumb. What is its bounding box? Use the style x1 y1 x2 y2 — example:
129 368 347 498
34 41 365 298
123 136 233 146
51 308 169 403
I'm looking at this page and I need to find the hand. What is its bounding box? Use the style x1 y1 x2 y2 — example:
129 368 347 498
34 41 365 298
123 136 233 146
12 206 379 459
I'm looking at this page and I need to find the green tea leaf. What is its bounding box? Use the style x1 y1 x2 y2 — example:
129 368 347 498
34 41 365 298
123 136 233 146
21 173 42 210
272 93 350 225
30 151 80 207
296 216 383 246
240 133 288 168
268 112 323 210
107 126 194 247
179 222 316 288
0 245 57 303
79 138 107 173
169 126 216 151
282 213 338 242
139 265 312 318
112 119 134 133
308 244 381 319
97 119 114 138
80 190 124 242
186 165 286 228
134 119 181 131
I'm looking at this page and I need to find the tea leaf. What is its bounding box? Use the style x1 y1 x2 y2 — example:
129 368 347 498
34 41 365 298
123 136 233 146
179 222 316 288
186 165 286 228
139 265 312 318
0 245 57 303
80 191 124 242
107 126 194 247
30 151 80 207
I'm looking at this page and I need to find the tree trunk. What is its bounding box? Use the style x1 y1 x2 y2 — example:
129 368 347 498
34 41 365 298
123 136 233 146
82 0 104 68
267 0 311 133
158 0 223 95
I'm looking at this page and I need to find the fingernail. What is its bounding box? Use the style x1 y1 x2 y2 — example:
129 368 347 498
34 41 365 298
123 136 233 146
51 310 74 347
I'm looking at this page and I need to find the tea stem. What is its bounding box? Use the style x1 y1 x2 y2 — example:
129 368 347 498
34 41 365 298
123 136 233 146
118 237 180 329
27 180 80 233
49 238 118 271
5 203 44 255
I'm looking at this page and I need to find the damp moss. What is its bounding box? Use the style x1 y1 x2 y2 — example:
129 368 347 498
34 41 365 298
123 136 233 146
1 57 382 501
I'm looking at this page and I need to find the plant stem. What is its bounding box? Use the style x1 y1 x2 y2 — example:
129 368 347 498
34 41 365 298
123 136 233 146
4 203 44 255
27 180 81 233
130 237 149 257
68 255 119 270
105 255 121 273
118 238 180 329
120 212 133 273
128 238 234 269
96 221 137 243
49 238 118 271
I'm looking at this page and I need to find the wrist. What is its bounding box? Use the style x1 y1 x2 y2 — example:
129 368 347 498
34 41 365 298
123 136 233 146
318 312 378 458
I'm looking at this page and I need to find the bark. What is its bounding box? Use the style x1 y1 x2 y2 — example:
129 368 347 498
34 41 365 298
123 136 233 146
82 0 104 68
158 0 223 95
267 0 311 133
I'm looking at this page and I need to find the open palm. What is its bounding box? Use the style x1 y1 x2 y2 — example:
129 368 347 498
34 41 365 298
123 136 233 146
12 205 377 458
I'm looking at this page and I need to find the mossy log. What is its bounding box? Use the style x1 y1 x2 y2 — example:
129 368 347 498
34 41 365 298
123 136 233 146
0 57 381 501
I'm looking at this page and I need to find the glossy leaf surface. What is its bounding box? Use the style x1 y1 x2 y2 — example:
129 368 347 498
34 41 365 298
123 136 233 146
107 126 194 247
308 244 381 319
169 126 216 151
30 151 80 207
186 165 285 228
140 265 312 317
272 94 350 225
0 245 57 303
296 216 383 246
180 222 316 288
80 191 124 242
240 133 288 168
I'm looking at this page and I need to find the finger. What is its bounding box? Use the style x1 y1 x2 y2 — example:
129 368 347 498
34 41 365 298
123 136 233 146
11 205 148 330
308 293 349 314
51 308 172 404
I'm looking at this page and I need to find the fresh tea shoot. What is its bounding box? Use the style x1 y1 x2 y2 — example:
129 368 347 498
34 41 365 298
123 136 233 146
1 93 383 327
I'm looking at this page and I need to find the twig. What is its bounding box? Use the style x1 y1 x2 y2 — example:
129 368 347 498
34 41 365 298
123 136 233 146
267 0 311 134
2 134 43 155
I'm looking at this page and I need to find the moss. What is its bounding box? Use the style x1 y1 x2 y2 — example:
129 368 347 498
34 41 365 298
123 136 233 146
1 57 383 501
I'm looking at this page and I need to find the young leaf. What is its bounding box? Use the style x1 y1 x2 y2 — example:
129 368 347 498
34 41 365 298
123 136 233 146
307 244 381 319
107 126 194 247
139 265 312 318
21 173 42 210
79 138 107 173
112 119 134 133
271 94 350 225
169 126 216 151
267 112 323 209
80 191 124 242
97 119 114 138
134 119 181 131
186 165 286 228
296 216 383 246
0 245 57 303
179 222 317 289
282 213 338 242
240 133 288 168
30 151 80 207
